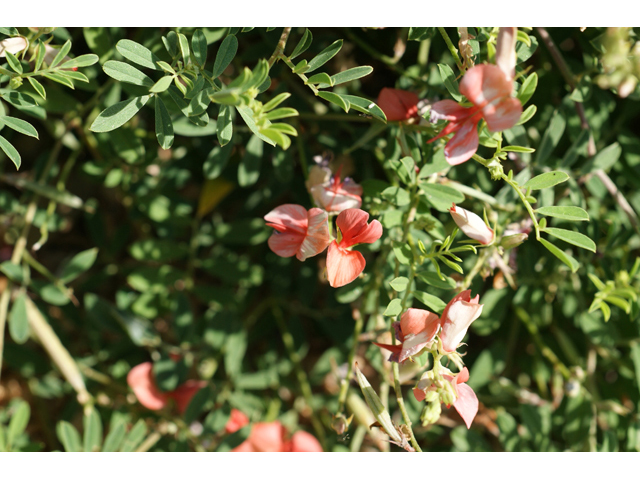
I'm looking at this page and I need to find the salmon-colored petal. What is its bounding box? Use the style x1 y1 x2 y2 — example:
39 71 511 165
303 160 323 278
400 308 440 337
335 209 369 246
350 219 382 246
374 342 403 363
231 440 255 452
440 290 476 327
459 64 513 107
430 99 471 121
440 300 484 352
127 362 168 410
449 204 494 244
482 96 522 132
496 27 517 81
268 230 305 258
297 208 330 261
456 367 470 385
289 431 323 452
314 178 363 213
326 242 366 288
413 387 427 402
226 409 250 434
249 422 286 452
168 380 207 414
453 383 479 429
264 204 308 234
377 88 419 121
444 118 480 165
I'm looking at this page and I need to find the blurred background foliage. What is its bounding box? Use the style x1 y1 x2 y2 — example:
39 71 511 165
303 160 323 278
1 27 640 452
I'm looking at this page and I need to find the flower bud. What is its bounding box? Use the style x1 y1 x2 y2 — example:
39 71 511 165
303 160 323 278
424 390 439 403
420 400 442 426
449 204 494 245
500 233 528 250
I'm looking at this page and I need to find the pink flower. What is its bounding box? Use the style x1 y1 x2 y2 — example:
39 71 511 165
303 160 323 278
229 417 322 452
308 165 362 213
440 290 483 352
225 408 250 434
377 88 420 122
427 64 522 165
413 367 479 429
127 362 207 414
495 27 517 81
326 209 383 288
374 308 440 363
449 204 494 244
264 204 331 261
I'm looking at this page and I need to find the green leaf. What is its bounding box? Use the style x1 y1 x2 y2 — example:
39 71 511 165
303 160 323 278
103 61 154 87
416 271 457 289
317 91 349 112
329 66 373 86
116 39 161 70
382 186 410 206
501 145 535 153
290 28 313 59
7 401 30 448
536 109 565 165
8 293 29 344
0 135 20 169
516 104 537 125
212 35 238 78
1 175 84 209
238 135 263 187
57 421 83 452
583 142 621 174
154 96 174 149
58 69 90 83
236 105 275 145
438 64 462 102
306 39 342 73
178 33 190 64
42 72 75 89
338 95 387 122
162 31 178 57
203 143 233 179
59 54 99 69
383 298 403 316
83 408 103 453
355 366 402 444
60 248 98 283
121 419 147 452
306 72 333 86
217 105 233 146
523 171 569 190
389 276 410 292
191 29 208 66
419 182 464 209
90 95 150 133
414 291 447 314
102 420 127 452
0 116 39 138
543 227 596 252
408 27 435 41
264 107 298 121
27 77 46 100
393 242 412 265
4 51 22 74
50 40 72 68
560 129 590 168
517 72 538 105
0 262 24 283
149 75 174 93
539 237 579 272
630 342 640 396
535 206 589 222
263 92 291 112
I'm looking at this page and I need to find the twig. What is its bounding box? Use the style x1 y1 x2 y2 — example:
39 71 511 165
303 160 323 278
268 27 292 68
438 27 464 73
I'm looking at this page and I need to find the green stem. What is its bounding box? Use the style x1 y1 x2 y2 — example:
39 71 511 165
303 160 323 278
391 362 422 452
280 55 320 96
438 27 464 73
500 172 541 240
268 27 292 68
272 304 326 448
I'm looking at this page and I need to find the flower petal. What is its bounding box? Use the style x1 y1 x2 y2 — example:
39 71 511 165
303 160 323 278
496 27 518 81
289 431 323 452
400 308 440 337
326 241 366 288
167 380 207 414
336 209 369 245
444 118 480 165
440 297 484 352
482 96 522 132
0 37 27 57
449 204 494 244
127 362 168 411
268 230 305 258
377 88 419 121
373 342 403 363
248 422 286 452
297 208 331 261
264 204 308 234
430 99 471 122
459 64 513 106
226 409 250 434
453 383 479 429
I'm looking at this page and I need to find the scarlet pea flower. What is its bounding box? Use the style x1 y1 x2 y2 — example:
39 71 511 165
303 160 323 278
413 367 478 429
228 417 323 452
264 204 331 261
449 204 494 244
326 209 383 288
428 64 522 165
440 290 483 352
377 88 420 122
307 165 363 213
0 36 27 57
127 362 207 414
375 308 440 363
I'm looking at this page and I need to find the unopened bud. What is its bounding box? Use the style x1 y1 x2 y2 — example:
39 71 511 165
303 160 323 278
424 390 439 403
331 414 352 435
440 389 457 407
421 400 442 426
500 233 528 250
9 77 23 89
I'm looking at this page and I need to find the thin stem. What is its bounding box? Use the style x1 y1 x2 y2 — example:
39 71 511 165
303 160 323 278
272 304 326 448
279 55 320 96
268 27 292 68
337 309 364 414
391 362 422 452
500 172 541 241
438 27 464 73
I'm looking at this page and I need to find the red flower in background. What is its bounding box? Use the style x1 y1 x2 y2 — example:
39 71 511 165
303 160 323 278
127 362 206 413
377 88 419 121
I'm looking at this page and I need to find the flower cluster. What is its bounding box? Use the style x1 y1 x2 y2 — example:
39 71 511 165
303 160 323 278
264 163 382 288
375 290 483 428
